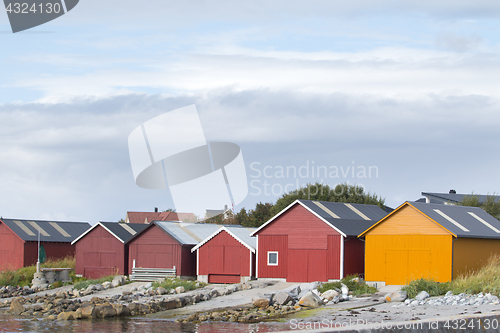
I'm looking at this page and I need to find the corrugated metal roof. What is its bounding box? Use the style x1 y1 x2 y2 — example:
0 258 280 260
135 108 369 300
154 221 224 245
1 219 91 243
411 202 500 239
191 226 256 253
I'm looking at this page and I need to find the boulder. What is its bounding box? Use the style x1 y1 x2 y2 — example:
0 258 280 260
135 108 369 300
112 303 130 316
298 292 323 308
156 287 167 295
94 284 104 291
95 304 117 318
80 305 95 319
285 285 301 297
9 298 25 315
175 286 185 294
321 289 339 301
384 290 407 303
415 291 430 301
252 295 272 308
274 291 293 305
102 281 111 289
144 282 153 289
57 311 75 320
111 279 121 288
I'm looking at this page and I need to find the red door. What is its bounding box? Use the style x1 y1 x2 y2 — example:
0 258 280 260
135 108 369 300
208 245 241 283
287 249 327 282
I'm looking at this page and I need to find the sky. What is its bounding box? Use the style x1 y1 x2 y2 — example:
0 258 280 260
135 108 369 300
1 1 500 223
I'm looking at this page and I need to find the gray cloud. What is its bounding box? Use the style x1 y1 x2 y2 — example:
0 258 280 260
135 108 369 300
0 90 499 222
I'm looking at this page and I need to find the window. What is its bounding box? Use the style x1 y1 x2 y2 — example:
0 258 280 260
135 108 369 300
267 251 278 266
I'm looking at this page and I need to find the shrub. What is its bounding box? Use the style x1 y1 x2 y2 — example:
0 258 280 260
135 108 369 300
152 277 205 292
401 279 450 299
318 275 377 296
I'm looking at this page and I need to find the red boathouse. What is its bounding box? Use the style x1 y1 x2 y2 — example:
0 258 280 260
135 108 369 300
126 221 222 278
251 200 387 282
191 226 256 284
72 222 148 279
0 218 90 271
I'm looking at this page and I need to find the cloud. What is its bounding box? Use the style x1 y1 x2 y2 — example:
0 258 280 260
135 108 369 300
0 90 499 221
435 33 483 52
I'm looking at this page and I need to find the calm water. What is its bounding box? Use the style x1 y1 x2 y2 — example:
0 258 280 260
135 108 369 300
0 315 291 333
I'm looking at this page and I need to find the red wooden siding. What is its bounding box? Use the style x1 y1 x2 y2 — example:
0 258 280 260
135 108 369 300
198 230 254 283
0 223 24 271
257 235 288 279
343 237 365 277
128 224 196 277
327 235 342 280
0 222 76 272
24 242 75 267
256 203 343 282
75 225 126 279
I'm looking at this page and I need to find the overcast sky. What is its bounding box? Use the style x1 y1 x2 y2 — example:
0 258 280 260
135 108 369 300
1 1 500 223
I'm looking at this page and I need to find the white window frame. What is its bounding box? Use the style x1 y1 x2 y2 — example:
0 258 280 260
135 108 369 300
267 251 278 266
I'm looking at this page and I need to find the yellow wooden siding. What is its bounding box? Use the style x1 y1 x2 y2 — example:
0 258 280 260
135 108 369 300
365 234 453 284
367 205 450 235
453 238 500 278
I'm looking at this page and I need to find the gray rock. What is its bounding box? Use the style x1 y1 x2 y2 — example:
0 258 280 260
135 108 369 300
94 284 104 291
102 281 111 289
298 291 323 308
252 294 272 308
175 286 185 294
340 283 349 296
415 291 429 301
384 290 407 302
274 291 293 305
285 285 301 297
144 282 153 289
111 279 121 288
321 289 339 301
9 298 25 315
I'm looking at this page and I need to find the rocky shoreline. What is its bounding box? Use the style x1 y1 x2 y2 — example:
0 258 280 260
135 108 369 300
0 279 284 321
0 278 356 322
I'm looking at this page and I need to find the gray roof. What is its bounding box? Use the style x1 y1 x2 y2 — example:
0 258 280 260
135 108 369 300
422 192 500 205
1 218 91 243
128 221 225 245
191 226 256 252
299 200 387 236
410 202 500 239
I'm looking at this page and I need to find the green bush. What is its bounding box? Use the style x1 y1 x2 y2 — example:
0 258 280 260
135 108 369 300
152 277 205 292
0 256 76 287
401 279 450 299
318 275 377 296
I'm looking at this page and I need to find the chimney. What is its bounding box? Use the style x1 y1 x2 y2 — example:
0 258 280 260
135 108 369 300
155 207 158 212
224 204 228 211
449 190 456 194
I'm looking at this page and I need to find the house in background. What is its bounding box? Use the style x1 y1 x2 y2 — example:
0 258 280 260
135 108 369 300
126 221 223 278
191 226 256 284
125 210 179 224
72 222 148 279
0 218 90 271
251 200 387 283
359 201 500 286
419 190 500 205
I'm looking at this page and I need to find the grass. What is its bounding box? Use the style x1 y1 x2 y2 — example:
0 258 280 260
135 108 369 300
402 254 500 298
74 275 115 290
318 275 377 296
0 256 77 287
152 277 205 292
